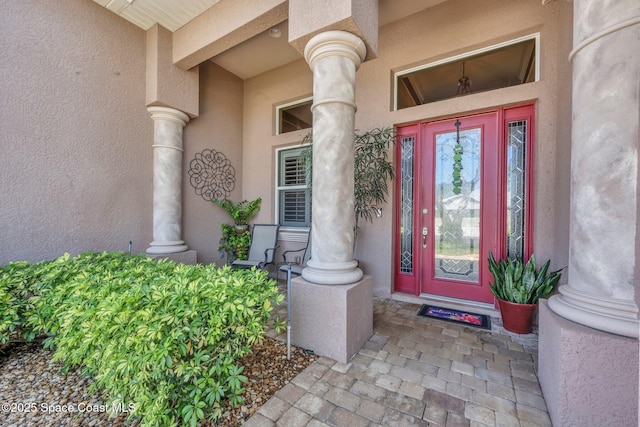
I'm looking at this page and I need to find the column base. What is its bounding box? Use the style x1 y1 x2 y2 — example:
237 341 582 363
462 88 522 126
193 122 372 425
539 300 638 426
548 284 639 338
302 259 363 285
146 240 189 254
147 250 198 265
290 275 373 363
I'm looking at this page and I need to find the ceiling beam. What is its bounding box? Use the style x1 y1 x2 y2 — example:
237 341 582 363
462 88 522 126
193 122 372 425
173 0 288 70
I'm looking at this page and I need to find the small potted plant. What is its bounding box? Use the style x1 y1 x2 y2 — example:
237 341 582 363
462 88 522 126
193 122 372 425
213 197 262 264
212 197 262 233
488 252 563 334
217 223 252 262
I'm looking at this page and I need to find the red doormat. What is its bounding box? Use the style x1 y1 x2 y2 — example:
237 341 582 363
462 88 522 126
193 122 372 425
417 305 491 330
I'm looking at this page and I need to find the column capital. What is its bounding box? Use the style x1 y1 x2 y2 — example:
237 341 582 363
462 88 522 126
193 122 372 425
304 30 366 71
548 285 639 338
147 106 190 127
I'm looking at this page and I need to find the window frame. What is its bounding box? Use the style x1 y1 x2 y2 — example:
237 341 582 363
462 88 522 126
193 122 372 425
274 144 312 230
275 96 313 135
393 33 540 111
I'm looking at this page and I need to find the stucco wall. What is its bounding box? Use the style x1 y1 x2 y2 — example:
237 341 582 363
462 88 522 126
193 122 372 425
241 0 573 297
539 300 639 425
183 62 244 265
0 0 152 264
243 59 313 220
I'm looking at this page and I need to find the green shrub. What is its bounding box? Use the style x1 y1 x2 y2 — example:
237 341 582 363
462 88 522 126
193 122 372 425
218 223 251 262
3 251 282 426
0 266 21 344
0 258 58 343
212 197 262 226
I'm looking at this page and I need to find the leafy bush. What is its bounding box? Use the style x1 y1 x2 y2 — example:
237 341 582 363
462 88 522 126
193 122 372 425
300 127 395 227
212 198 262 225
218 224 251 262
0 265 21 344
2 251 282 426
0 259 58 343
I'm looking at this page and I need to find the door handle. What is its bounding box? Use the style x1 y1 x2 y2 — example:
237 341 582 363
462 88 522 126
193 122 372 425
422 227 428 248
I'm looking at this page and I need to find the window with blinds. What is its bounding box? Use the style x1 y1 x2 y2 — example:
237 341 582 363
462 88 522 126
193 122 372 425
276 147 311 227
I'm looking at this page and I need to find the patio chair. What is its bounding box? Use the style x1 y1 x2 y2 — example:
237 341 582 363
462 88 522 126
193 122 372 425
278 228 311 278
231 224 279 269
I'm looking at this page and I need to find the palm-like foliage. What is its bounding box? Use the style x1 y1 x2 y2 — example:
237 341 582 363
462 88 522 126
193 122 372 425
300 127 395 227
212 197 262 225
488 252 562 304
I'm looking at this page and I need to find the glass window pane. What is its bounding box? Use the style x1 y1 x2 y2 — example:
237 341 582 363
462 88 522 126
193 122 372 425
282 155 305 186
434 127 481 283
400 136 415 274
396 37 536 109
279 189 310 226
278 147 311 227
278 100 312 134
507 120 527 260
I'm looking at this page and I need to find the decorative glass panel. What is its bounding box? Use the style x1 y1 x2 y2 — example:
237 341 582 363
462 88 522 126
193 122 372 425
507 120 527 260
400 136 415 273
434 127 481 282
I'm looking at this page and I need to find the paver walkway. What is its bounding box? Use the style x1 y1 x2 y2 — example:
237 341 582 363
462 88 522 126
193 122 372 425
252 295 552 427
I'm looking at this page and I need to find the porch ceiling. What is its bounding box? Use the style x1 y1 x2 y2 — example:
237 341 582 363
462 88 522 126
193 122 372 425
94 0 448 79
93 0 222 32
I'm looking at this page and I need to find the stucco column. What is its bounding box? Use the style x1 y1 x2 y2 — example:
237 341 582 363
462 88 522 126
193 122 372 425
146 106 190 254
547 1 640 338
301 31 365 285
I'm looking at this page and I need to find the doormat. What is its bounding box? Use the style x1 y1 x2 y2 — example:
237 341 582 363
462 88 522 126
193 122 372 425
417 305 491 330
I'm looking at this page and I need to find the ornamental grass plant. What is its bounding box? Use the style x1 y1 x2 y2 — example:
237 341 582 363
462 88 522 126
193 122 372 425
0 251 283 426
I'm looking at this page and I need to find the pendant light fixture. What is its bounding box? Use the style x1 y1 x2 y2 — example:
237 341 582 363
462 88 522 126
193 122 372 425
456 62 472 96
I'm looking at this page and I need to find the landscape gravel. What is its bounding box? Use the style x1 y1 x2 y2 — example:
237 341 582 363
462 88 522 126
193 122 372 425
0 338 316 426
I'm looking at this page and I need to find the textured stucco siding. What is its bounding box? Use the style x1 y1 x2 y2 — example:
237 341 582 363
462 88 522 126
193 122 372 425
183 62 244 265
539 300 639 425
242 0 573 297
0 0 574 283
0 0 152 263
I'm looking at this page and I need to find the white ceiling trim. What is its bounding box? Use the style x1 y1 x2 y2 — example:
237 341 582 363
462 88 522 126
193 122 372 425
95 0 221 32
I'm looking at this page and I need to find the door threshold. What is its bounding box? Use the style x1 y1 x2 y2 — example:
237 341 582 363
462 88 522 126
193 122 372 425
390 292 499 318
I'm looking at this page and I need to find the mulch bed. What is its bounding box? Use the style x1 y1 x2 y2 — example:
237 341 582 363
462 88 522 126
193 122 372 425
0 337 317 426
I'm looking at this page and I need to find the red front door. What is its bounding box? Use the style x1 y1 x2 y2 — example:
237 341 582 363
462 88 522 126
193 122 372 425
395 107 535 303
418 113 499 303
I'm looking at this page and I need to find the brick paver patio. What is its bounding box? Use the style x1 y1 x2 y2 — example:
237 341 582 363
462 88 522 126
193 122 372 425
254 292 551 427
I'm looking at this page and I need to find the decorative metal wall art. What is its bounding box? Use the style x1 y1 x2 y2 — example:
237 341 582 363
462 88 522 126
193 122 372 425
188 149 235 201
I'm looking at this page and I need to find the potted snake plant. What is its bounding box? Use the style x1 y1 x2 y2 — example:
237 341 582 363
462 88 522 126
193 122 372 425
488 251 563 334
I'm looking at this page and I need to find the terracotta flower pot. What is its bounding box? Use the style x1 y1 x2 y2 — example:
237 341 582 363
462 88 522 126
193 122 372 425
497 299 538 334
